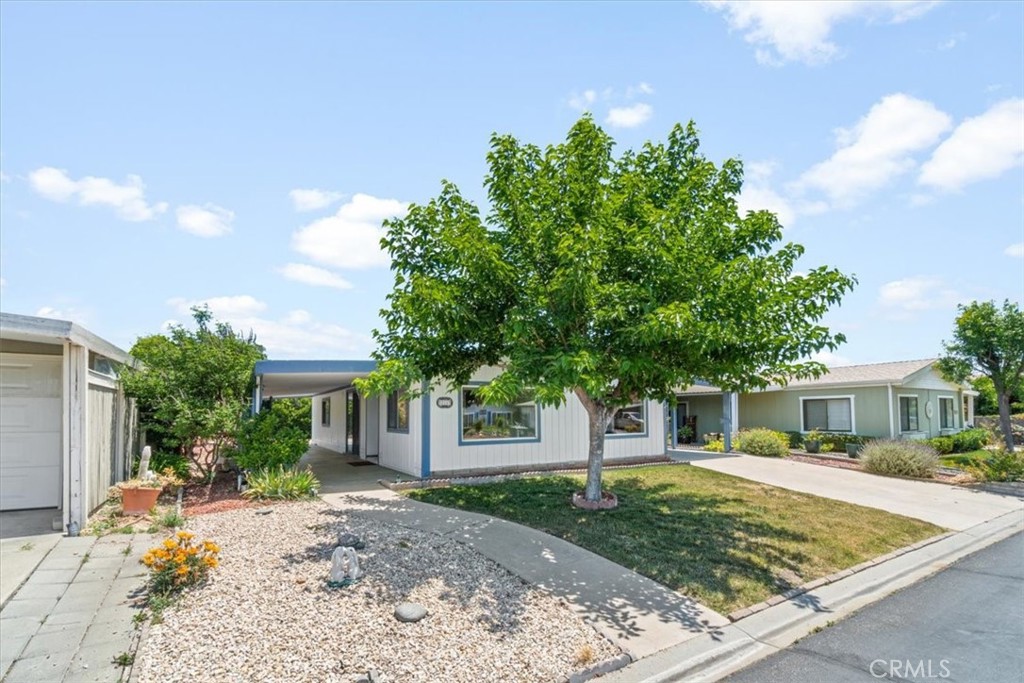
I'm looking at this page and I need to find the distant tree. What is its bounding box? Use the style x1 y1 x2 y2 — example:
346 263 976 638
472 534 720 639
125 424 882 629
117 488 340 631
938 300 1024 452
121 307 266 479
970 376 999 416
358 117 855 505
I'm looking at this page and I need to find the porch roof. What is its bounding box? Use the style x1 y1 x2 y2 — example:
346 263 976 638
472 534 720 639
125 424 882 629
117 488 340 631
254 359 377 398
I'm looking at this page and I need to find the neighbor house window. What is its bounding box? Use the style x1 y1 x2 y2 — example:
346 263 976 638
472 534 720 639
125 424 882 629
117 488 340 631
899 396 919 432
321 398 331 427
461 385 538 441
939 397 955 429
608 403 646 436
387 391 410 432
802 398 853 432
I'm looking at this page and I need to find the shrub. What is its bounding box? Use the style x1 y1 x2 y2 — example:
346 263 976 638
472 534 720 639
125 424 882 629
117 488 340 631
737 429 790 457
242 465 320 500
233 399 312 471
703 438 725 452
862 440 940 478
146 451 192 481
927 437 955 455
783 431 804 449
818 432 871 451
141 531 220 596
967 450 1024 482
951 428 989 453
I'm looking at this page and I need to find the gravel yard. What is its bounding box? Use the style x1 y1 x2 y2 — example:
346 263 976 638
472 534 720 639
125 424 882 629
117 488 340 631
135 501 619 683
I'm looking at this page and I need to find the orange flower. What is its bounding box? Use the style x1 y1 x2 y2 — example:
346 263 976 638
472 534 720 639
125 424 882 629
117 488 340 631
163 539 177 550
176 565 189 576
202 541 220 553
141 553 154 566
176 530 194 541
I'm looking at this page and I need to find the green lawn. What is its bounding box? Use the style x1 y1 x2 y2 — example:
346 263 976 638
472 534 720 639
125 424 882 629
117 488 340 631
940 449 990 469
409 465 943 614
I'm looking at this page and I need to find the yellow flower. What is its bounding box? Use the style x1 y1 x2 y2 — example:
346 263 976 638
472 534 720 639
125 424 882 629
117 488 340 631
154 549 170 560
203 556 219 568
163 539 177 550
176 530 194 541
202 541 220 553
174 552 187 564
176 565 189 576
141 553 154 566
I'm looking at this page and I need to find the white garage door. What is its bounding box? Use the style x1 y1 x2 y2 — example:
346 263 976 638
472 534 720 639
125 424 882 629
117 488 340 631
1 353 62 510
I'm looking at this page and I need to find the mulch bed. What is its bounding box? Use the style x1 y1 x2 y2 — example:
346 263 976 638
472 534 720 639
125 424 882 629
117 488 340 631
182 472 264 516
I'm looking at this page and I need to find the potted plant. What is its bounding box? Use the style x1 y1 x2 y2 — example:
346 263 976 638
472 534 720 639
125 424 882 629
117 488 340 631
677 425 694 445
845 438 865 458
115 469 183 515
804 429 823 454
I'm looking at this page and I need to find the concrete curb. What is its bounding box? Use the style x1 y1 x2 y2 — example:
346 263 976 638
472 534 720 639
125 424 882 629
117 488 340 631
600 507 1024 683
563 653 634 683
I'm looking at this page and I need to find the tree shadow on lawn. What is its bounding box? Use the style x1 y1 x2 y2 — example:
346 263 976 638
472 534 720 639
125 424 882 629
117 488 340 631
277 505 533 635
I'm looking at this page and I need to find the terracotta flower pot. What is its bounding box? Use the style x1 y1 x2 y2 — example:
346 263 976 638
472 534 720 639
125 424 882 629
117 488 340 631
121 487 162 515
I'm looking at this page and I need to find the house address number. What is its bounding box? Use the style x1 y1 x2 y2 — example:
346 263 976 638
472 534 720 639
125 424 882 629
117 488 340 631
436 397 454 409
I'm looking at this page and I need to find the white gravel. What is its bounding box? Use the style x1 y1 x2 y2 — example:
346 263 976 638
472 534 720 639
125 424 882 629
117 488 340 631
135 501 619 683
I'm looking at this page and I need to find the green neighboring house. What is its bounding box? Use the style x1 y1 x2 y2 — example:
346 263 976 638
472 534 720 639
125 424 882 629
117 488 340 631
673 359 979 446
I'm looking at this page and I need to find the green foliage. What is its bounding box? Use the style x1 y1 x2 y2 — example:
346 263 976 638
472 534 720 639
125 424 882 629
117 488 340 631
817 432 871 451
783 431 804 448
952 428 989 452
121 307 266 479
233 399 311 471
357 116 855 501
141 451 191 480
158 510 186 529
242 466 320 500
737 429 790 457
862 440 940 479
971 376 999 416
938 300 1024 451
703 438 725 452
967 450 1024 482
927 437 954 455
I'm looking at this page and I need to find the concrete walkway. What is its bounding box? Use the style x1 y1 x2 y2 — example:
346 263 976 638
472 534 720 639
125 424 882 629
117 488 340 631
671 450 1024 530
0 533 153 682
321 487 730 660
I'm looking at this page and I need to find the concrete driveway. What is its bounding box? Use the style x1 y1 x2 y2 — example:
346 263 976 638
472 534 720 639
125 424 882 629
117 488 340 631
671 451 1023 530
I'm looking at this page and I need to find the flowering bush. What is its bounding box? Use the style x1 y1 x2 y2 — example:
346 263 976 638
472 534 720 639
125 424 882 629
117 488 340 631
141 531 220 595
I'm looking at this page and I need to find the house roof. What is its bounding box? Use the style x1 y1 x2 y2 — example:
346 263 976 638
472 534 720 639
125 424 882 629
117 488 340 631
0 311 133 364
254 359 377 398
678 358 946 394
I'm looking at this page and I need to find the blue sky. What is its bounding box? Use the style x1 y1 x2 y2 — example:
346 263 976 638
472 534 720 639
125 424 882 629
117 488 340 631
1 1 1022 365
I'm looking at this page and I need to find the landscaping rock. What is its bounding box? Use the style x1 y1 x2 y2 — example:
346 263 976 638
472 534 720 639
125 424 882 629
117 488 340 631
394 602 428 623
336 531 365 549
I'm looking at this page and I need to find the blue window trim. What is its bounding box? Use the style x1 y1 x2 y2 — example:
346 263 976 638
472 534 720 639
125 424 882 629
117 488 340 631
457 381 542 446
386 390 411 434
420 381 431 478
605 401 650 439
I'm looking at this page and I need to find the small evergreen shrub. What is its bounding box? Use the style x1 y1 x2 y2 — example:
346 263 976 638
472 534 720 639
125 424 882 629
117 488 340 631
951 428 989 453
862 440 939 478
927 437 954 455
967 450 1024 482
233 399 312 471
783 431 804 449
737 429 790 457
242 466 320 500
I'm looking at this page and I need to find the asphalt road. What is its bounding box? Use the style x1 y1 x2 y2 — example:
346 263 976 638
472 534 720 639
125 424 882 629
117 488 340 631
725 531 1024 683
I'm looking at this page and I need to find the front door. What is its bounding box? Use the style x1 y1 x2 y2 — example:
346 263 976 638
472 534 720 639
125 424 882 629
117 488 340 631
346 390 360 455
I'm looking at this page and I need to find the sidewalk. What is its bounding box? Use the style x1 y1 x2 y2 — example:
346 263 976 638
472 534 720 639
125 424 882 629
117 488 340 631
0 533 154 683
321 488 730 660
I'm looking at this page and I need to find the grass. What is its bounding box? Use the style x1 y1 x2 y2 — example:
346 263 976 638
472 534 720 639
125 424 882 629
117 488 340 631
940 449 990 469
409 465 942 614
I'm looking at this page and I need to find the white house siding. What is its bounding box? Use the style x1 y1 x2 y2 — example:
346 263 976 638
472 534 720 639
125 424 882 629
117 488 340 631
378 392 421 477
311 389 347 453
427 368 666 475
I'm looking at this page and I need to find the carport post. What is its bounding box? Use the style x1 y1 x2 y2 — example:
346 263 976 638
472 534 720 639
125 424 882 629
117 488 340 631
722 392 733 453
252 376 262 416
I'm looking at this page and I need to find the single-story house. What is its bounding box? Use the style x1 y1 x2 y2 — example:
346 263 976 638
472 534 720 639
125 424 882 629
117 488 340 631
253 361 668 478
672 359 978 445
0 312 138 531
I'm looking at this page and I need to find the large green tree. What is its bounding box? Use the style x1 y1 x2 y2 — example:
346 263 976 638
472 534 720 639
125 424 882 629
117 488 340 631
359 117 855 502
938 300 1024 452
121 307 266 479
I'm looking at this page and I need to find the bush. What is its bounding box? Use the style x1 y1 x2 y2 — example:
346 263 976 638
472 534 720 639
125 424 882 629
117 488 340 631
233 399 312 471
967 450 1024 482
145 451 192 481
703 438 725 452
737 429 790 457
927 437 955 455
242 465 320 500
783 431 804 448
818 432 872 451
141 531 220 596
862 440 940 478
951 428 989 453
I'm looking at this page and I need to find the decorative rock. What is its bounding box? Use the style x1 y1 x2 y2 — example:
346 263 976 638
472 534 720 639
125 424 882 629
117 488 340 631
394 602 428 623
255 509 273 516
337 531 365 549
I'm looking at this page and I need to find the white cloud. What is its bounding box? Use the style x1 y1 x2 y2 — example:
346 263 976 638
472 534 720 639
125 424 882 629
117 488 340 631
703 1 939 65
810 349 853 367
0 171 10 183
289 188 345 212
606 103 653 128
28 167 168 221
738 185 796 227
34 305 90 323
794 93 952 208
1005 242 1024 258
568 89 598 110
877 276 963 317
626 82 655 98
166 295 369 358
175 203 234 238
291 193 408 269
937 32 965 50
277 263 353 290
918 99 1024 192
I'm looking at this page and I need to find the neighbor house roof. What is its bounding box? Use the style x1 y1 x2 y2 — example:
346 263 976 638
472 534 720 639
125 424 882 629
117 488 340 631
678 358 946 394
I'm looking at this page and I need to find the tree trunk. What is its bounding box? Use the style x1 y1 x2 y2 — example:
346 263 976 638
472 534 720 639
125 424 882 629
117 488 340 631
997 391 1015 452
575 388 609 502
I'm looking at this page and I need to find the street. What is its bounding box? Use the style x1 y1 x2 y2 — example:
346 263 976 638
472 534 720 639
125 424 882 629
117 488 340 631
725 532 1024 683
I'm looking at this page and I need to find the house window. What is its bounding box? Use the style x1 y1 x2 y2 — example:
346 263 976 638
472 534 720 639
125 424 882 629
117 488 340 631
461 385 538 441
387 391 409 432
321 398 331 427
899 396 919 432
802 398 853 432
608 403 646 436
939 397 955 429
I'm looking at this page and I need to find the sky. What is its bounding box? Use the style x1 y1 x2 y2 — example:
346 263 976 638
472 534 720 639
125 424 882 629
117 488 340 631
1 1 1022 366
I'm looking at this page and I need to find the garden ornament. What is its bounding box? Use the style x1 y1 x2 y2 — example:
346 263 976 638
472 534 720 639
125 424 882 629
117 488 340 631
328 546 362 588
